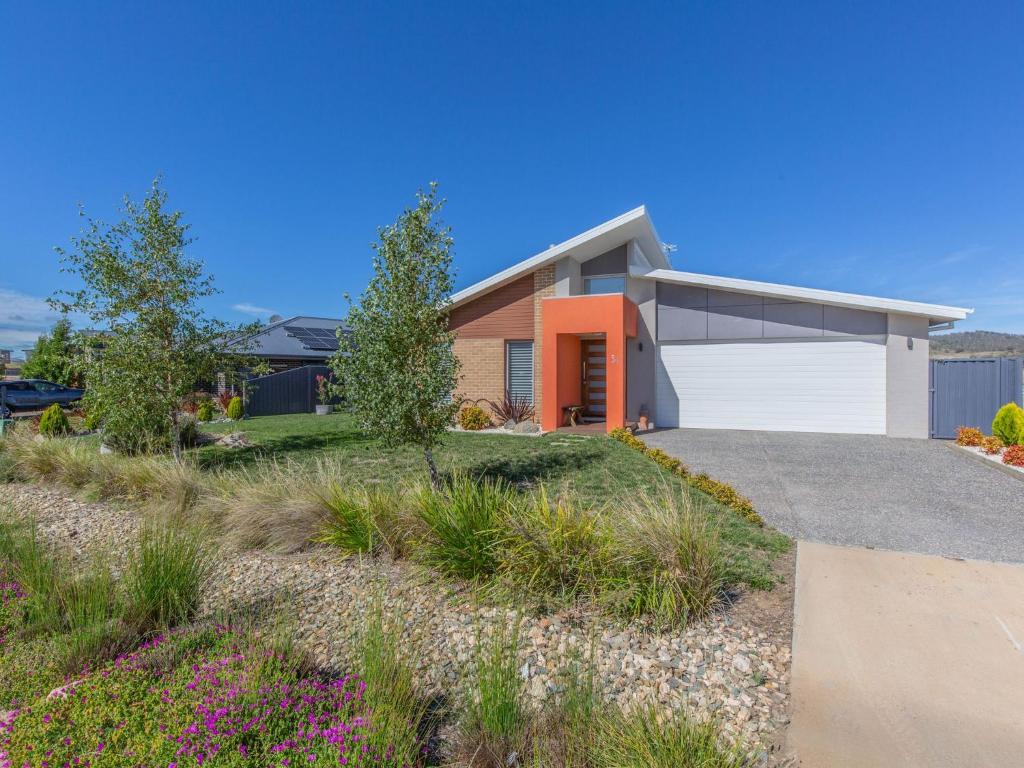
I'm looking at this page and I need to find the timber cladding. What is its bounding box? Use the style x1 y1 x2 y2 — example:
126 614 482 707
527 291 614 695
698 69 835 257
449 273 534 338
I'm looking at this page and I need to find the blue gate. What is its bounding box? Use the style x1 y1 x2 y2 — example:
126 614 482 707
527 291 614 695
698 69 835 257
929 357 1024 439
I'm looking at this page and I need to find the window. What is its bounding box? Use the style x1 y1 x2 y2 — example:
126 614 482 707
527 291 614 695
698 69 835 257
505 341 534 404
32 382 61 393
583 275 626 295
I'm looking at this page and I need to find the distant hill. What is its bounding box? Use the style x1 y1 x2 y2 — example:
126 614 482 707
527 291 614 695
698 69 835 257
930 330 1024 358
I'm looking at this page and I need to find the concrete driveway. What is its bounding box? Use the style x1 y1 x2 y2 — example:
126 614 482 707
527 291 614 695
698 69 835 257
786 543 1024 767
642 429 1024 563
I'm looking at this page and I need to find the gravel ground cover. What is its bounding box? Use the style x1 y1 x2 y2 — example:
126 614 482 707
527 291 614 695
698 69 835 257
4 482 793 760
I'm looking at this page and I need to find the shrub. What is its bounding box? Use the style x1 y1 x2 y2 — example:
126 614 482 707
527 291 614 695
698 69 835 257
216 389 236 413
688 473 761 525
179 392 206 415
609 428 761 526
38 403 71 437
226 395 244 420
414 475 515 581
955 426 985 447
992 403 1024 446
606 492 727 628
196 400 214 422
458 620 529 767
177 412 199 447
1003 444 1024 468
980 436 1004 455
646 447 686 474
82 406 101 431
487 390 535 425
459 404 492 430
498 488 613 604
123 522 212 630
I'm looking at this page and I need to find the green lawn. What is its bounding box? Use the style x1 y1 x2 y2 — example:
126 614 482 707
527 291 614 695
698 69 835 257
200 412 790 586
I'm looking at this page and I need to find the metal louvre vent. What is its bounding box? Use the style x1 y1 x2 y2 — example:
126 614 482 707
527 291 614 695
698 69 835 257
506 341 534 404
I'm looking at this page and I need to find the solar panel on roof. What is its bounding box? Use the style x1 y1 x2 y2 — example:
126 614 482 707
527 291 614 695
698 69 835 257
283 325 341 351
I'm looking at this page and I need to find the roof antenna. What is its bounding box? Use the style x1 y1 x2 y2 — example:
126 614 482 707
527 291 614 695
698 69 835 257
661 242 678 254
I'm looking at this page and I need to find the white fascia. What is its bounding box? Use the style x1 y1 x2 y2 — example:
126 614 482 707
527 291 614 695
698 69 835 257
638 268 973 324
449 206 670 308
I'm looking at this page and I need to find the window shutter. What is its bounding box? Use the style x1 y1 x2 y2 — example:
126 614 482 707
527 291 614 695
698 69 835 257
506 341 534 404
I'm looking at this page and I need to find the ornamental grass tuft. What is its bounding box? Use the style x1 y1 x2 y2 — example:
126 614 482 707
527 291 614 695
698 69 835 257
497 487 614 605
316 483 416 558
605 491 727 628
457 618 530 767
414 474 516 581
123 521 212 631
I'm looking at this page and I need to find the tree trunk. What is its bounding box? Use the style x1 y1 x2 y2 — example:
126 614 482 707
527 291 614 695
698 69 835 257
423 446 442 491
170 408 182 463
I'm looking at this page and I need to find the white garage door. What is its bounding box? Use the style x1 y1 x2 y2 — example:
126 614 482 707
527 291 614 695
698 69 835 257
655 340 886 434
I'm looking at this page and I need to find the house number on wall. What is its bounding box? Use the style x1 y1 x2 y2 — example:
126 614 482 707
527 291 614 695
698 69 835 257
610 353 618 364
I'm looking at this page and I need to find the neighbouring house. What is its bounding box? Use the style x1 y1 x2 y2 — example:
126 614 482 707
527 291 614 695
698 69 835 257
448 206 972 438
0 350 10 365
226 316 349 374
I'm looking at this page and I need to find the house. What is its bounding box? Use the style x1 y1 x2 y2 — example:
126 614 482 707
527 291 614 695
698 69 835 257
226 316 349 374
448 207 972 438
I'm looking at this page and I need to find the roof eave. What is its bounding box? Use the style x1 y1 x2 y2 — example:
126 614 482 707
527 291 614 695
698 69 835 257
449 206 668 309
642 269 973 323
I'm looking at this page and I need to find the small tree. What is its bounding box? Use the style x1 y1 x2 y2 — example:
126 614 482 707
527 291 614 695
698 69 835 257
331 183 460 488
51 178 259 458
21 318 82 386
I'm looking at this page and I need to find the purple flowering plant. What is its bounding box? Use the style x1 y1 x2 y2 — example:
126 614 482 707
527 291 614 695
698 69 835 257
1 627 427 768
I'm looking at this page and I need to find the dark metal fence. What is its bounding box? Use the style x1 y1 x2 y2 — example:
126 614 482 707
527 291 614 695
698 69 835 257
243 365 339 417
929 357 1024 438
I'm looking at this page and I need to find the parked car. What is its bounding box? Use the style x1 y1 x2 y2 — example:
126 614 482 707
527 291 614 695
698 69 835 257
0 379 84 418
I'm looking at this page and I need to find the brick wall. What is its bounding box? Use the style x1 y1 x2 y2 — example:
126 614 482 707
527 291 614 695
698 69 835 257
452 337 505 408
451 265 555 423
532 265 555 419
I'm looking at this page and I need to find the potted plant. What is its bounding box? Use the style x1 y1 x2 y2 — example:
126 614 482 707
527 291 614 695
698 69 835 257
315 374 333 416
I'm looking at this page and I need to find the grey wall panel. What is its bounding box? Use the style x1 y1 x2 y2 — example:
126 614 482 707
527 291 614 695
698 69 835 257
580 245 627 276
707 289 764 307
886 314 929 438
554 256 581 297
656 280 890 342
657 305 708 341
708 304 764 339
763 302 825 338
657 282 708 308
824 306 887 336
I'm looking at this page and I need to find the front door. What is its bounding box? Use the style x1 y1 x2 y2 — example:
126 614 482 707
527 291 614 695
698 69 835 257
581 339 607 421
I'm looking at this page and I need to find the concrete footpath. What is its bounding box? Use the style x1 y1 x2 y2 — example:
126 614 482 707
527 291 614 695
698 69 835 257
785 542 1024 767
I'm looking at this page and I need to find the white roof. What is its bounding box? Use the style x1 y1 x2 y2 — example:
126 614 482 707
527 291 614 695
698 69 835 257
641 269 972 323
447 206 973 324
449 206 669 308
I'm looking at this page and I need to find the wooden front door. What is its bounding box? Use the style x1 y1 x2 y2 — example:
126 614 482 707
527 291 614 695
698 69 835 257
581 339 607 421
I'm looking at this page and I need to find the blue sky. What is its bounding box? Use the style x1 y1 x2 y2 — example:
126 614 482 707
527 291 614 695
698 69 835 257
1 1 1022 352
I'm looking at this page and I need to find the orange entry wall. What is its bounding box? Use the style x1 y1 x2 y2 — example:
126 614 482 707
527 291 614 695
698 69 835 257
541 294 638 432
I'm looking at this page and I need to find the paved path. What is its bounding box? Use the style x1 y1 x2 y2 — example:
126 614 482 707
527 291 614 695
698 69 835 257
642 429 1024 563
786 543 1024 767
